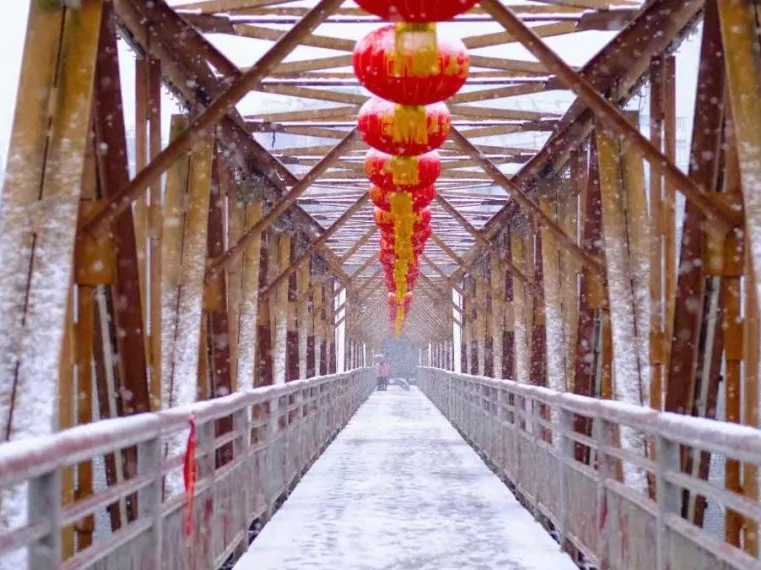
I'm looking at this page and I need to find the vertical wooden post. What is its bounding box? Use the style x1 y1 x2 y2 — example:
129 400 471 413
0 0 103 441
204 154 233 398
596 124 650 491
503 238 515 380
234 198 262 389
327 280 337 374
561 163 581 391
511 235 531 384
528 230 547 386
314 280 324 375
256 233 275 385
298 260 311 379
476 275 486 376
273 234 292 384
540 196 566 392
723 125 744 544
161 137 213 408
717 5 761 552
489 253 505 378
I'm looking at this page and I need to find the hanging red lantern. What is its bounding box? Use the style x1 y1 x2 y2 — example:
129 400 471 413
374 207 395 232
412 185 436 211
353 24 469 105
379 248 395 266
369 185 390 211
355 0 478 22
380 226 394 244
415 207 432 231
380 236 395 254
358 98 451 156
365 149 441 194
369 185 436 213
412 224 432 246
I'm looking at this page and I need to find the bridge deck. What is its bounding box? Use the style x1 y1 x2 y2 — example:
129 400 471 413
234 385 576 570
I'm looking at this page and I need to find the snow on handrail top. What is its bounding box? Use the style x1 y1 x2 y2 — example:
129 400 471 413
420 367 761 461
0 413 161 488
0 369 368 487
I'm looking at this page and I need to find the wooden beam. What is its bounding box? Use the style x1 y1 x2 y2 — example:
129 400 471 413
81 0 343 234
206 130 359 278
479 0 741 233
339 226 377 263
450 127 604 276
260 192 370 298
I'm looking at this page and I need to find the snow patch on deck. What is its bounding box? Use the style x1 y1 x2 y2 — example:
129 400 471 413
235 387 577 570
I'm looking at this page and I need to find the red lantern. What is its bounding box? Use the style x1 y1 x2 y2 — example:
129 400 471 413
380 235 395 253
374 207 395 232
380 226 394 242
365 149 440 193
358 98 451 156
379 248 395 266
412 185 436 211
353 25 469 105
415 207 432 231
355 0 478 22
369 185 390 211
370 185 436 213
412 224 432 246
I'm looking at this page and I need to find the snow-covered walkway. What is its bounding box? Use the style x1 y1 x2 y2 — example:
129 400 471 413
234 386 578 570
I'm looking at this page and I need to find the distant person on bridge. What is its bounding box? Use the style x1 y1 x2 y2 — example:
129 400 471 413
377 360 390 391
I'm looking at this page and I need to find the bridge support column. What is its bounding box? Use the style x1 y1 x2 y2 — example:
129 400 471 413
314 280 324 375
540 197 567 393
719 0 761 551
297 260 311 379
235 201 263 388
490 254 505 378
272 234 291 384
510 235 531 384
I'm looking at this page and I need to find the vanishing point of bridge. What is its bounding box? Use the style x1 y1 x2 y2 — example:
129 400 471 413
3 1 761 570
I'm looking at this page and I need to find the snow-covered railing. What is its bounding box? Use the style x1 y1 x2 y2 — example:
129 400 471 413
419 367 761 570
0 368 373 570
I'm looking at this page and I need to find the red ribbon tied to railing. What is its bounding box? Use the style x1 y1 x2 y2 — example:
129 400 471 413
183 417 197 537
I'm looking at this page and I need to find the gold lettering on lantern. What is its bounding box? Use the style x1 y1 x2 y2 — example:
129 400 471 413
391 104 429 145
389 156 420 186
392 23 440 78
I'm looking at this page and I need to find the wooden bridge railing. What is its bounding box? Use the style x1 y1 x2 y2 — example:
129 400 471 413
0 368 373 570
419 367 761 570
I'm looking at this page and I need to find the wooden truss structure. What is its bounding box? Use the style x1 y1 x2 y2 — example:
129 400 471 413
2 0 761 558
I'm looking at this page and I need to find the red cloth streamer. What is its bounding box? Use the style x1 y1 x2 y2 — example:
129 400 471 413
183 417 197 537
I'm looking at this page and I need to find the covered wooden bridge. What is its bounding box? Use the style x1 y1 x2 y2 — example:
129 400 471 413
2 1 761 569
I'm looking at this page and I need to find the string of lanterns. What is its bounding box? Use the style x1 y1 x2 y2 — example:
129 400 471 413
353 0 473 337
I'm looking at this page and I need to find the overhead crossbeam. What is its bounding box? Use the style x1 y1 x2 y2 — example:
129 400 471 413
479 0 742 233
206 130 359 279
82 0 345 234
260 192 370 298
